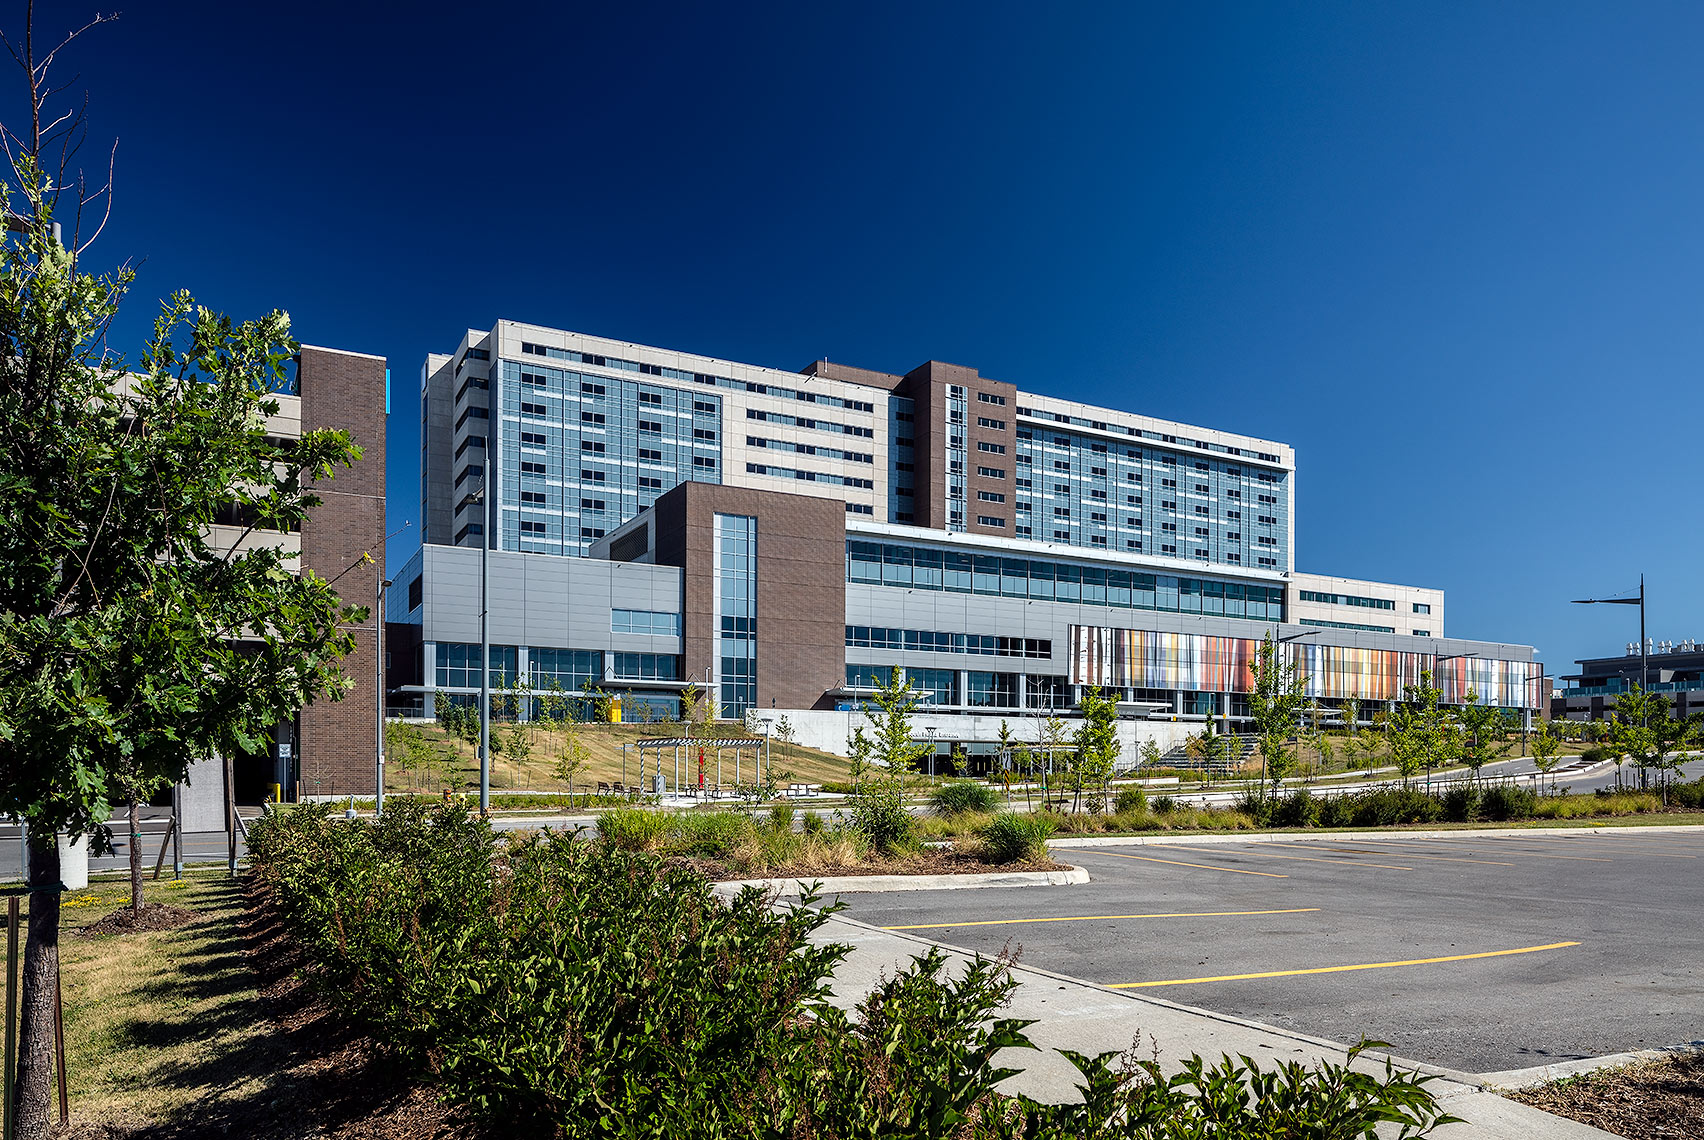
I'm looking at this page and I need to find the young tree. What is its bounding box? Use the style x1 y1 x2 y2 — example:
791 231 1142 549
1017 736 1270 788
1248 633 1308 797
1393 671 1460 790
1609 686 1664 792
1457 689 1512 786
845 724 872 790
1073 686 1122 813
1037 713 1069 806
1308 725 1335 780
552 723 591 804
862 668 930 776
1529 720 1563 794
1140 738 1164 770
1340 696 1362 738
0 47 366 1131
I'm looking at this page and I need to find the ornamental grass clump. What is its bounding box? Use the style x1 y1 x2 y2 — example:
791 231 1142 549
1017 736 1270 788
931 780 1000 817
977 812 1057 863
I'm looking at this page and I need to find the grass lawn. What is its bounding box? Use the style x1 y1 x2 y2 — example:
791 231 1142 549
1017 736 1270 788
54 869 464 1138
384 720 852 797
55 869 282 1133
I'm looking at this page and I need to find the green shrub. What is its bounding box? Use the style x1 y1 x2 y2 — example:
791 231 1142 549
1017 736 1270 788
249 801 1457 1139
931 780 1000 816
1580 746 1606 763
1440 785 1480 822
1478 783 1537 821
768 800 796 832
848 778 917 854
1326 787 1442 828
1113 786 1147 815
1673 778 1704 810
1150 794 1176 814
597 806 671 850
978 812 1057 863
800 808 826 835
1271 789 1320 828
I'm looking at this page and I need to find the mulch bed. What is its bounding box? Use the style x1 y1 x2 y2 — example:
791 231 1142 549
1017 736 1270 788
1506 1052 1704 1140
77 905 198 937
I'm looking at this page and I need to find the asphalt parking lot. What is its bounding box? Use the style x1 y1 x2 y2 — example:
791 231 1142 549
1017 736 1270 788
830 827 1704 1075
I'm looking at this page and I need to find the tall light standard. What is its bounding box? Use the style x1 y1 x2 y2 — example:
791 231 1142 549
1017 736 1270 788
375 522 412 817
1571 576 1647 703
462 475 492 816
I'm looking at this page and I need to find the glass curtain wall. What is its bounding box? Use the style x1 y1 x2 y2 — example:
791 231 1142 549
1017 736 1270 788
714 513 758 717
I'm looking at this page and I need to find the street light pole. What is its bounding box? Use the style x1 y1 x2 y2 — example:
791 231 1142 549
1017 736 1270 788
470 475 491 816
374 524 412 818
1571 575 1646 700
376 575 390 816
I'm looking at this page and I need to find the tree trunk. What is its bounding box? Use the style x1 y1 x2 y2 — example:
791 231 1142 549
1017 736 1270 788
129 797 145 913
15 833 59 1139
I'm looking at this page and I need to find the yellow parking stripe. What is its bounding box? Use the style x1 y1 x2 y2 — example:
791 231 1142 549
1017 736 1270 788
883 907 1321 931
1077 849 1287 878
1141 842 1412 871
1108 941 1580 989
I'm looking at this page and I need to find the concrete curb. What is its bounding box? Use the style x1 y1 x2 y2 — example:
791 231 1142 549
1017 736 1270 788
1478 1039 1704 1090
815 914 1617 1137
711 863 1089 898
1047 821 1704 849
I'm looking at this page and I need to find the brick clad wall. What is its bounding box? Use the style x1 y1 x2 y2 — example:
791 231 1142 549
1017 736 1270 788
963 375 1017 538
297 345 387 795
896 361 1015 535
651 482 846 714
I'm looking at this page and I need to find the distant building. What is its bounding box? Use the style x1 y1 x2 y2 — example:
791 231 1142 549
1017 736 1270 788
388 322 1541 757
1552 640 1704 722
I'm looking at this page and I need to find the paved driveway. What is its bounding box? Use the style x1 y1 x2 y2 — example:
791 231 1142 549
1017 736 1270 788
826 827 1704 1074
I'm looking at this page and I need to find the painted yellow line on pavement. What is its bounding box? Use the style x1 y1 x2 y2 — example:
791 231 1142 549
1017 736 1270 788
1279 841 1515 867
1108 941 1581 989
1078 849 1287 877
883 907 1321 931
1141 842 1412 871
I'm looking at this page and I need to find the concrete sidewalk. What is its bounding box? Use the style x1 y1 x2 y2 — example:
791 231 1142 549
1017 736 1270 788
811 913 1615 1138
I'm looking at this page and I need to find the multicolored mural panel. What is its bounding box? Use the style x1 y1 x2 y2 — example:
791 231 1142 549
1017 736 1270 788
1069 626 1542 710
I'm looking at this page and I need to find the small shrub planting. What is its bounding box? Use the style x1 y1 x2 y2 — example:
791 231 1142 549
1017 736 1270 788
1149 794 1176 814
1271 789 1320 828
848 779 918 854
1113 786 1147 815
1478 783 1537 821
1441 785 1480 822
932 780 1000 817
248 802 1459 1139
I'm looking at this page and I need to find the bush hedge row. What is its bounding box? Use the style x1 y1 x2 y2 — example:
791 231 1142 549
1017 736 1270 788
248 801 1457 1139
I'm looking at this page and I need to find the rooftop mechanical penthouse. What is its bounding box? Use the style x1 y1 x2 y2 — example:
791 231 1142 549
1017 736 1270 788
389 321 1540 754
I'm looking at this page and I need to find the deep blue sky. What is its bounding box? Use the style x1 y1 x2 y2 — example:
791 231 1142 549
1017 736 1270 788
38 1 1704 677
